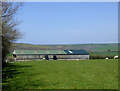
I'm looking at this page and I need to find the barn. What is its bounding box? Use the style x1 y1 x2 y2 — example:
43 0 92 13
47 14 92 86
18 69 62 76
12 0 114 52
13 50 89 61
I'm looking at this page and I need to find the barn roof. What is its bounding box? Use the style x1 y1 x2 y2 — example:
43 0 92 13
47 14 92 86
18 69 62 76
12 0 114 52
64 50 89 55
13 50 89 55
13 50 66 55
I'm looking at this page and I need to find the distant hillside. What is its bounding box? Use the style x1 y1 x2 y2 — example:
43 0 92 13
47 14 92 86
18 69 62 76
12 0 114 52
10 43 119 56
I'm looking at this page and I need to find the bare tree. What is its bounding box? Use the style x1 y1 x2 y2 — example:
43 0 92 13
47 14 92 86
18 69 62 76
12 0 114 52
2 2 23 63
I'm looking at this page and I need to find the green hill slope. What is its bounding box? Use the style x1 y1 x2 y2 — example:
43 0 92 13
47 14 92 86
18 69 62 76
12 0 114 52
10 43 119 56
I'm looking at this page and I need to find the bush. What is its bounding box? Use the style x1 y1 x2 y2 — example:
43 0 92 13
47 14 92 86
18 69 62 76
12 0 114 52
90 55 114 59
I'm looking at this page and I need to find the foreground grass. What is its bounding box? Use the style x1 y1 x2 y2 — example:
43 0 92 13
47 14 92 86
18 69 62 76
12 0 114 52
2 59 118 90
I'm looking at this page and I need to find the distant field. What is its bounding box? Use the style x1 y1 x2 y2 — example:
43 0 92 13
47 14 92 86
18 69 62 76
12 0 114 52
9 43 119 57
11 43 118 51
2 59 118 90
92 46 118 52
89 51 118 56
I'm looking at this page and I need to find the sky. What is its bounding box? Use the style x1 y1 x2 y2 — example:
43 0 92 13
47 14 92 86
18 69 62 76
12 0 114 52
15 2 118 45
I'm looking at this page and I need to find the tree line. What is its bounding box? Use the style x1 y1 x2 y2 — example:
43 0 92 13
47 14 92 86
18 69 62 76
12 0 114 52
1 1 23 66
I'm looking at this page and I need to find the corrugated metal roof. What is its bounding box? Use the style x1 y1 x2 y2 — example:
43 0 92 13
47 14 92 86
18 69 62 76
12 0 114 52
14 50 67 55
64 50 89 55
14 50 89 55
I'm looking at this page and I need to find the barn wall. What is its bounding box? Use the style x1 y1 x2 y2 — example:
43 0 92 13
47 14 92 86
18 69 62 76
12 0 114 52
48 55 53 59
56 55 89 60
16 54 89 61
16 54 42 60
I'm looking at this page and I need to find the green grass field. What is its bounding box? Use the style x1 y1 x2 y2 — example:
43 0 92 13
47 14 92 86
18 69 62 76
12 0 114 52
2 59 118 90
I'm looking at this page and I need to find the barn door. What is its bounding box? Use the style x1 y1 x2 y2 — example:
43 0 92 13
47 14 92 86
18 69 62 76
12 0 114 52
45 55 49 60
53 55 57 60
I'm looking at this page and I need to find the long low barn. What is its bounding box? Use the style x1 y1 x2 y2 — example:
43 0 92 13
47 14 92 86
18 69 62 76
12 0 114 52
13 50 89 61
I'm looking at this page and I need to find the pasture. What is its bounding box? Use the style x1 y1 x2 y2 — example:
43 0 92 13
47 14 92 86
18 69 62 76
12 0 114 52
2 59 118 90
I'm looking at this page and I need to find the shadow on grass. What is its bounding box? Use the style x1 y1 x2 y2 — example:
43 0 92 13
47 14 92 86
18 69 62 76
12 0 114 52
2 63 32 90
